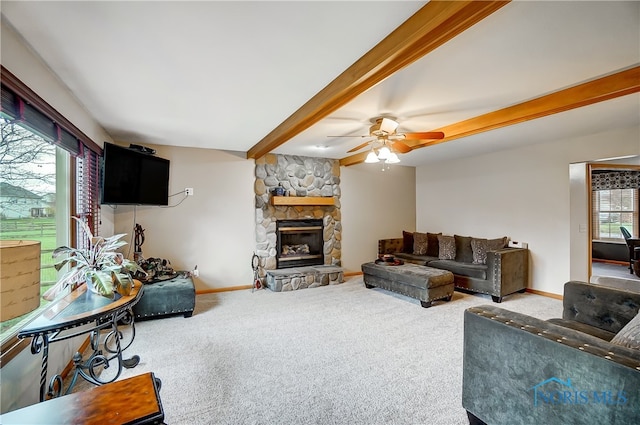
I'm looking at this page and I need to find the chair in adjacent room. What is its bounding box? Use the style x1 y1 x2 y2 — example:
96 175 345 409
621 226 640 275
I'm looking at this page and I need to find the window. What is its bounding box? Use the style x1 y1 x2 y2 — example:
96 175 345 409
0 118 66 342
0 66 102 348
591 173 639 241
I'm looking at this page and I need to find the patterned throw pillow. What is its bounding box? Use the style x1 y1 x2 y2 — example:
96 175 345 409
471 239 490 264
471 237 508 264
438 235 456 260
413 232 429 255
611 312 640 350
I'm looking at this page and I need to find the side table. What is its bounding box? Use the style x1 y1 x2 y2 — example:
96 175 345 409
18 284 143 402
132 272 195 320
0 372 164 424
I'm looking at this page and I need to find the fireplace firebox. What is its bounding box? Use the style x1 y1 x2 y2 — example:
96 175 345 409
276 219 324 269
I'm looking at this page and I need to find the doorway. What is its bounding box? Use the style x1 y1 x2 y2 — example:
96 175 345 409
588 163 640 281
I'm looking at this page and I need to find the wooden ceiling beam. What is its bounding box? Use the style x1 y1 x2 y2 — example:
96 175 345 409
340 65 640 167
246 1 511 160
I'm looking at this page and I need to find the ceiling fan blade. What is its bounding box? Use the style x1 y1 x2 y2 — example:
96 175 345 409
347 141 372 153
327 135 370 138
390 140 412 154
401 131 445 140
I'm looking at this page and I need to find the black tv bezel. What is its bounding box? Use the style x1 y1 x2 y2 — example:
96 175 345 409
100 142 170 206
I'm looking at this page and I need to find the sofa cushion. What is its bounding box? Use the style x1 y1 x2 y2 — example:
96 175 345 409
611 312 640 350
471 237 508 264
428 259 488 280
455 235 474 263
393 252 436 266
413 232 429 255
426 232 441 257
438 235 456 260
402 231 414 253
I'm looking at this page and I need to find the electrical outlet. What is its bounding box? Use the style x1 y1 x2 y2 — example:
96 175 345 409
185 187 194 196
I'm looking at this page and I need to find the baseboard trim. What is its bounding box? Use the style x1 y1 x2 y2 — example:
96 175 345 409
592 258 628 266
61 336 91 378
344 271 363 277
196 285 253 295
525 288 563 300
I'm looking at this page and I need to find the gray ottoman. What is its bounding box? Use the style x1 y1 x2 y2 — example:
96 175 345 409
361 262 454 308
132 273 196 320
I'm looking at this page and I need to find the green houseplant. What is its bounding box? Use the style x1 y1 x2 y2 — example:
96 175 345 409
43 217 145 301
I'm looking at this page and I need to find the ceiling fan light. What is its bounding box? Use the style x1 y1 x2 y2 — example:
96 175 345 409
365 151 380 163
386 153 400 164
380 118 399 134
377 146 391 160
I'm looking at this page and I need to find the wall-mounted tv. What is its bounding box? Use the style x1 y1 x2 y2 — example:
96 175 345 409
101 142 170 206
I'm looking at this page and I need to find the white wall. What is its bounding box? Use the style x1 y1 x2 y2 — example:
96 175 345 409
341 163 416 272
111 147 417 283
416 126 639 296
1 20 116 413
111 144 255 291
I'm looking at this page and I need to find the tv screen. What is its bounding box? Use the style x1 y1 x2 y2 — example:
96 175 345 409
101 142 170 206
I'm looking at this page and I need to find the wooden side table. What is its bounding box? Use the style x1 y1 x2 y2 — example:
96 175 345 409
0 372 164 424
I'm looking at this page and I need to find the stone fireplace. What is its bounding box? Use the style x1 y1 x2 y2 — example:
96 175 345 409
254 154 343 290
276 219 324 269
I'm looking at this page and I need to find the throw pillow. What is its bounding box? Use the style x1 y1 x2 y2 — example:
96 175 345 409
471 237 509 264
413 232 429 255
488 236 508 250
455 235 474 263
611 312 640 350
471 238 490 264
402 231 414 254
426 232 441 257
438 235 456 260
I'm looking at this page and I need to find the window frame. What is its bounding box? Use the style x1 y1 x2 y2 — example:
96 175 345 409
589 163 640 243
0 66 103 364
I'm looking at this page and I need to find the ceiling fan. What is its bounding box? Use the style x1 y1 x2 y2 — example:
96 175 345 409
328 117 445 156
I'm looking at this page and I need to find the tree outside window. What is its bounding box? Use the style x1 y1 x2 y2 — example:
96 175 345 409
0 117 64 342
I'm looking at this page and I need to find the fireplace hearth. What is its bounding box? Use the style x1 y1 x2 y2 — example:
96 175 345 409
276 219 323 269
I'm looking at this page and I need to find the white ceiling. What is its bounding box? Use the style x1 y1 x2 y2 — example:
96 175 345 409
2 1 639 167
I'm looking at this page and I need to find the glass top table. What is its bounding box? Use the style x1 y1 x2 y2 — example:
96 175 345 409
18 283 144 402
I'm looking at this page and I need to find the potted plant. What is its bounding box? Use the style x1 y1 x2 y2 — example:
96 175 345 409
43 217 146 301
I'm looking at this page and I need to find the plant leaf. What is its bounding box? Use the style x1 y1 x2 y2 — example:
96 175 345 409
88 270 114 298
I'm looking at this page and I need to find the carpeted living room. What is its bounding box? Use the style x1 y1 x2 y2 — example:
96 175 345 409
1 1 639 424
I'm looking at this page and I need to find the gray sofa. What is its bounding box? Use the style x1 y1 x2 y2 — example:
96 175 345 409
463 280 640 425
378 232 528 302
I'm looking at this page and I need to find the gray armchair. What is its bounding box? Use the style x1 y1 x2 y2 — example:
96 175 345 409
462 281 640 425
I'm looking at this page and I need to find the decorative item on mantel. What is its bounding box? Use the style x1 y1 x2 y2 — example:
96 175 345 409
0 240 41 321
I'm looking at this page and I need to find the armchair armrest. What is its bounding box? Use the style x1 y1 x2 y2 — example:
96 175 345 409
378 238 404 255
463 305 640 425
562 280 640 334
486 247 528 296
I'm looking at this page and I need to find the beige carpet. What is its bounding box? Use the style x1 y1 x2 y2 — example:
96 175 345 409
88 276 562 424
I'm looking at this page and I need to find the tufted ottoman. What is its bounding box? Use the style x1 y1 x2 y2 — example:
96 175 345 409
361 262 454 308
132 273 195 320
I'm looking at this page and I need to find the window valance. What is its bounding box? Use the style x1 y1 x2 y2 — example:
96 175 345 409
1 66 101 156
591 170 640 191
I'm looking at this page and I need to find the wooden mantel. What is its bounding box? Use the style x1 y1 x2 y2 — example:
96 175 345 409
271 196 335 206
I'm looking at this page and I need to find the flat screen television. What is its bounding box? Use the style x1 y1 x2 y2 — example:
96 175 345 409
101 142 170 206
